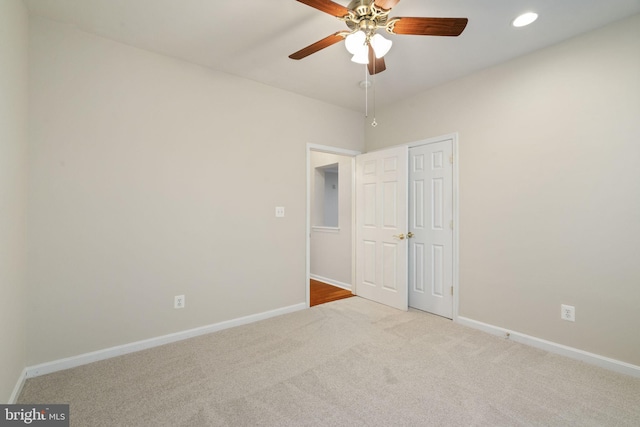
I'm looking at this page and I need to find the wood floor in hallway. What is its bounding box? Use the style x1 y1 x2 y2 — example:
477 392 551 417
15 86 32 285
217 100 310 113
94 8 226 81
310 279 354 307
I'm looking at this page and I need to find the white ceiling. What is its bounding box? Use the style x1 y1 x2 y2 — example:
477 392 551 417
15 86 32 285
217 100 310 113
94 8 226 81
25 0 640 112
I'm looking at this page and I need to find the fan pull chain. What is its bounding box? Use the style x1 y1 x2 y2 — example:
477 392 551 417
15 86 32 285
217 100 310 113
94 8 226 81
371 56 378 127
364 65 369 118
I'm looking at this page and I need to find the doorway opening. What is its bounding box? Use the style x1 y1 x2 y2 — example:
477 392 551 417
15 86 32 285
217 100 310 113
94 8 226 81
306 134 458 317
306 144 360 307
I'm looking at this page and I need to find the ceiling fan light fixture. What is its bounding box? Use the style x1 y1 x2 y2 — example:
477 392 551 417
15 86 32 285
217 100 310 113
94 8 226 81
351 47 369 64
345 31 366 54
512 12 538 27
370 33 392 59
290 0 468 77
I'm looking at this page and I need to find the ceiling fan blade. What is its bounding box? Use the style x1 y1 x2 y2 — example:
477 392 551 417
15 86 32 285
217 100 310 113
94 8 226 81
387 17 468 36
374 0 400 10
289 32 345 60
295 0 350 17
367 44 386 75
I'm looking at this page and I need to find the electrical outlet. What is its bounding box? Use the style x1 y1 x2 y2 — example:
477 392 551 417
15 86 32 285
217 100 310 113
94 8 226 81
174 295 185 309
561 304 575 322
275 207 285 217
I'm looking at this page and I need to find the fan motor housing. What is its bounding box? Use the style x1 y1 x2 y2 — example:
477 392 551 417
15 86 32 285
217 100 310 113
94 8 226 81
348 0 370 16
345 0 389 32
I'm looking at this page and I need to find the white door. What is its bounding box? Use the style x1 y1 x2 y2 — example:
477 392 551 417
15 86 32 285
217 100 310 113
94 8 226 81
355 146 408 311
408 140 454 318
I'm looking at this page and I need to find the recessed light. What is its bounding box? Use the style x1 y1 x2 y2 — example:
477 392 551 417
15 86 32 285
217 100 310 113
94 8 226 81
512 12 538 28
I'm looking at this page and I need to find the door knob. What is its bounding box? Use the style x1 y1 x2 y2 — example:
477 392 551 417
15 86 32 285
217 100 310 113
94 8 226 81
407 232 414 238
393 234 405 240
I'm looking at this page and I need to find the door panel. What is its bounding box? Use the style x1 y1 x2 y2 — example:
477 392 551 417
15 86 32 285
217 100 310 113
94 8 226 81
356 146 408 311
409 140 453 318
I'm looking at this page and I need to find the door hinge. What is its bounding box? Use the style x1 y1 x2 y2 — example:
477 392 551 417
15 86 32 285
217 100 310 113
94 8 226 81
450 286 453 296
449 155 453 164
449 220 454 230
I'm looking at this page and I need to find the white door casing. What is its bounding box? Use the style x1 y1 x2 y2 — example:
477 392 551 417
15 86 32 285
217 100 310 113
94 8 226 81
355 146 408 311
408 140 454 318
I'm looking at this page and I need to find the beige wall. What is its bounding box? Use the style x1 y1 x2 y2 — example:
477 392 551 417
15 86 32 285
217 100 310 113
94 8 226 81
27 16 364 365
15 7 640 377
310 151 353 287
0 0 29 403
365 15 640 365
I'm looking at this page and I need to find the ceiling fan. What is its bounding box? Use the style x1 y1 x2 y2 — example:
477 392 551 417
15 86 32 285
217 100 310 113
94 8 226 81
289 0 468 75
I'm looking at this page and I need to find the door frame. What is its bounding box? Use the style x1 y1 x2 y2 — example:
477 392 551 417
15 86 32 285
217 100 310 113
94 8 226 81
407 133 460 320
306 143 361 308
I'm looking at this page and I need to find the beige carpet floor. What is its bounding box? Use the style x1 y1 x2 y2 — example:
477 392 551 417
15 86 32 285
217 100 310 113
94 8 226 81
19 297 640 426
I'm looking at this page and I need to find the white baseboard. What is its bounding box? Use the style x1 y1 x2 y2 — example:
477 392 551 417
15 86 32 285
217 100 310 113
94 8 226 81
9 368 27 404
457 316 640 378
25 303 307 379
310 274 352 291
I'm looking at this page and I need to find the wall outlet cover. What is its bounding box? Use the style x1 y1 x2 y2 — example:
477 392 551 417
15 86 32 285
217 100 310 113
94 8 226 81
174 295 185 309
561 304 575 322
